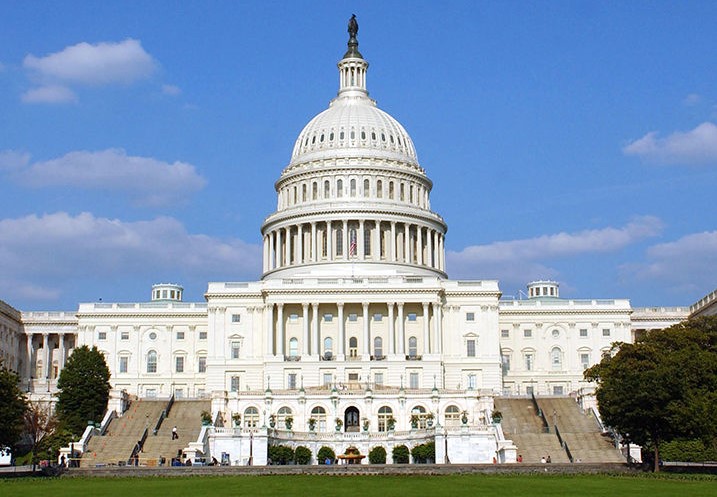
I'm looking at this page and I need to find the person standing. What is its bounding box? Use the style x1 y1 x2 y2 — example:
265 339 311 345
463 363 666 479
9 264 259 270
172 426 178 440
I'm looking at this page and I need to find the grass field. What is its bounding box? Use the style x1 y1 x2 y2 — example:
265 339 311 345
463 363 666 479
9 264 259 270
1 473 716 497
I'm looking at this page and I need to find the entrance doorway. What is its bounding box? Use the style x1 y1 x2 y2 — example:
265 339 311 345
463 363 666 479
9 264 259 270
344 406 360 432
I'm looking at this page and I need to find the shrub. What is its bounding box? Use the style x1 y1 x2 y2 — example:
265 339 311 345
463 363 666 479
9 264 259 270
368 445 387 464
411 441 435 463
392 444 409 464
317 446 336 464
268 445 295 465
660 439 717 462
294 446 312 465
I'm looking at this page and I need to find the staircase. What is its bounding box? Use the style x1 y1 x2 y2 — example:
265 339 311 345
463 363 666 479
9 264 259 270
494 398 567 463
81 399 166 467
141 400 210 464
538 397 624 463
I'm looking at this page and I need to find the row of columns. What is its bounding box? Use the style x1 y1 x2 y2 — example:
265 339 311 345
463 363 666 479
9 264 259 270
263 301 443 359
25 333 73 380
263 220 445 273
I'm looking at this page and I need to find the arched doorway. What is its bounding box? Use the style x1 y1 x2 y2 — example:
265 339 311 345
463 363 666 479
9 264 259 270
344 406 360 432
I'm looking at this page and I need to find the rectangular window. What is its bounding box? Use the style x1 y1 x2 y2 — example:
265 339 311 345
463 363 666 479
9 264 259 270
374 372 384 386
409 372 419 389
553 385 564 395
98 331 107 340
579 328 588 338
466 312 475 322
175 356 184 373
348 373 359 382
466 339 476 357
580 353 590 370
231 341 240 359
119 356 128 373
348 313 358 322
525 353 534 371
467 374 477 389
176 331 185 340
373 313 383 322
323 372 332 386
288 373 297 389
230 376 240 392
231 314 241 323
323 313 333 322
199 330 207 340
198 356 207 373
501 329 510 338
407 313 417 322
524 329 532 338
501 354 511 372
120 331 130 340
602 328 611 337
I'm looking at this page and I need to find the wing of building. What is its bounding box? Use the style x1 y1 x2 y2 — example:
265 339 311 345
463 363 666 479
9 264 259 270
1 19 705 466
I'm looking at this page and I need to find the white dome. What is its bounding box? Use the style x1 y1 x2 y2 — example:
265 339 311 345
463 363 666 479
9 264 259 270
289 95 419 166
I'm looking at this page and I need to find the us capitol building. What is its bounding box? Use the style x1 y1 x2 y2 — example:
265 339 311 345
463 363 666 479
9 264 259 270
1 19 714 465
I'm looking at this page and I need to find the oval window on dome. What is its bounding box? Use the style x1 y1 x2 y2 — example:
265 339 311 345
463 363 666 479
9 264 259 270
361 131 366 140
304 137 309 146
381 133 386 142
312 135 316 144
320 134 324 142
329 132 334 141
371 132 376 141
340 131 345 140
397 136 402 146
390 135 395 144
350 130 355 139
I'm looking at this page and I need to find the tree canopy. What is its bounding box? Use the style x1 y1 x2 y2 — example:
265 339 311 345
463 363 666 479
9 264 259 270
0 360 28 448
56 345 111 436
585 316 717 471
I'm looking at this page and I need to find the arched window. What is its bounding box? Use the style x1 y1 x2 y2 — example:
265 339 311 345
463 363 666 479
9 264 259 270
363 178 370 198
376 180 383 198
400 183 405 201
244 406 260 428
312 182 318 200
378 406 393 432
551 347 563 370
277 406 292 428
445 405 461 426
364 224 372 256
311 406 327 431
337 179 343 198
408 336 418 358
289 338 298 357
336 227 343 256
389 181 395 199
350 179 356 197
410 405 429 429
349 337 358 358
147 350 157 373
373 337 383 359
302 184 307 202
323 337 333 357
321 228 327 257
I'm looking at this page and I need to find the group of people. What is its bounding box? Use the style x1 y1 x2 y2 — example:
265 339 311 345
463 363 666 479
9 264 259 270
541 455 552 463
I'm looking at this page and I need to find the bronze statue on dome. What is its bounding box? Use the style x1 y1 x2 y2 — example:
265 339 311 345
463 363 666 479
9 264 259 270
348 14 358 39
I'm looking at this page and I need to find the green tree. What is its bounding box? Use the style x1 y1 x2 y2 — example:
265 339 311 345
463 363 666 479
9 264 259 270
585 316 717 472
56 345 111 435
392 444 409 464
317 446 335 464
368 445 386 464
0 360 27 449
294 445 311 465
23 401 59 469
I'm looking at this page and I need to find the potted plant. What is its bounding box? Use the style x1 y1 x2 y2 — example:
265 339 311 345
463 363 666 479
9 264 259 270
491 410 503 423
461 411 468 425
426 412 435 427
410 414 419 429
200 410 212 426
269 414 276 428
308 417 316 431
232 412 241 427
335 417 343 432
362 418 370 432
285 415 293 430
387 416 396 431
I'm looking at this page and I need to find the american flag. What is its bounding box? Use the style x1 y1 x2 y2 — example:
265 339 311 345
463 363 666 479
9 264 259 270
349 231 357 256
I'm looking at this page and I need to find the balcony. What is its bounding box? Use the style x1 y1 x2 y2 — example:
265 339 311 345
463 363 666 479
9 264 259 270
370 355 386 361
405 355 422 361
284 355 301 362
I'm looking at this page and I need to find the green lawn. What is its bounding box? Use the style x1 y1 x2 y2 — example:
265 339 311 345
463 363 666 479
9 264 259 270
1 474 715 497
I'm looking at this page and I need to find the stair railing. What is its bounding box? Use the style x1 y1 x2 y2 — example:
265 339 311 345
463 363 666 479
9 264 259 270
531 392 550 433
153 394 175 435
554 424 574 463
127 427 149 466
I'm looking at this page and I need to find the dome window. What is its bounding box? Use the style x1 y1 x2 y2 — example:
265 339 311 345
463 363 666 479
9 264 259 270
350 130 355 139
390 135 395 144
329 132 334 141
397 136 402 146
312 135 316 144
340 131 345 140
361 131 366 140
371 131 376 141
381 133 386 142
320 134 325 142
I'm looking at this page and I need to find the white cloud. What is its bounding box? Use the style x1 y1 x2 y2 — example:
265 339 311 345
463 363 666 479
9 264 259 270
23 39 156 86
447 216 663 282
0 150 31 171
7 148 206 206
0 212 261 304
21 85 77 104
683 93 702 106
162 84 182 96
623 122 717 165
621 231 717 293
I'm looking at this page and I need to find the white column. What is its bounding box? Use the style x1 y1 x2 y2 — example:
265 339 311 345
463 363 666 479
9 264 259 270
302 304 310 356
374 220 381 260
390 221 397 262
311 222 317 262
277 304 284 357
327 221 333 260
337 303 345 356
397 303 405 355
433 302 442 354
312 303 320 356
26 334 34 380
297 224 304 264
417 227 423 265
263 235 268 272
59 334 66 369
403 224 410 263
440 235 445 271
362 302 370 356
358 220 365 260
276 229 282 268
265 304 274 356
284 227 291 265
42 333 50 380
388 302 395 355
422 302 430 354
427 229 433 268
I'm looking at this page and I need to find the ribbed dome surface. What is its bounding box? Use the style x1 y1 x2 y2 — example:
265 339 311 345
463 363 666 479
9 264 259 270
289 95 418 166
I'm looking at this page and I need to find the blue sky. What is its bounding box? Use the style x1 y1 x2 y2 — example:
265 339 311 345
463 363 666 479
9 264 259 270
1 1 716 310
